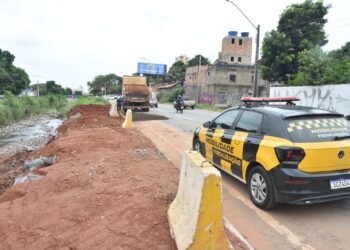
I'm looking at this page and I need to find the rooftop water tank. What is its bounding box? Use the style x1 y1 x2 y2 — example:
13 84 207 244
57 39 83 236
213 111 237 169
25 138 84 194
241 32 249 37
228 31 238 36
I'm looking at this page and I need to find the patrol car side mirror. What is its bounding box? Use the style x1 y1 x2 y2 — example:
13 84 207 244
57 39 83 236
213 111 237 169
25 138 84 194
203 121 211 128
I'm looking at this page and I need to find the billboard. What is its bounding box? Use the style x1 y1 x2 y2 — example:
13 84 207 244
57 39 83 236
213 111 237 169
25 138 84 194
137 63 167 76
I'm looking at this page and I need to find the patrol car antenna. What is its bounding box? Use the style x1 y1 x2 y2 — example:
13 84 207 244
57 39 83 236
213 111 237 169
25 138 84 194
241 96 300 106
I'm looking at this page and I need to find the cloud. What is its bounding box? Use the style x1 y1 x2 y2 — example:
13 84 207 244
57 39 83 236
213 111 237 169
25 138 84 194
0 0 348 92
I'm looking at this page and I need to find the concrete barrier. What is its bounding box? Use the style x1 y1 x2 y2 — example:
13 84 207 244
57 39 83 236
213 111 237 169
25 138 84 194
109 102 119 117
168 151 231 250
122 109 133 129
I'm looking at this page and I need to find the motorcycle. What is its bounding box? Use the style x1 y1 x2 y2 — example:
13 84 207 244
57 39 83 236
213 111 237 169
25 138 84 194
175 101 184 113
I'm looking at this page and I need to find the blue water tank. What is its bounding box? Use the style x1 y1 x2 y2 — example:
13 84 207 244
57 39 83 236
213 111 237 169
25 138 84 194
228 31 238 36
241 32 249 37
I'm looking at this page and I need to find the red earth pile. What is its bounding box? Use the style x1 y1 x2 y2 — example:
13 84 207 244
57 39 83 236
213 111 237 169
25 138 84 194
0 104 178 249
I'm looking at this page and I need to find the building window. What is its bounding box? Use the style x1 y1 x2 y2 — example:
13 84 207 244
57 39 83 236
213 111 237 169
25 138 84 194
208 72 210 76
230 56 234 62
230 74 236 82
231 38 235 44
238 57 242 62
251 75 254 83
239 39 243 45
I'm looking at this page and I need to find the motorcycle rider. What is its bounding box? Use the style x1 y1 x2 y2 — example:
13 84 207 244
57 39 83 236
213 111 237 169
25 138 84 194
175 95 183 113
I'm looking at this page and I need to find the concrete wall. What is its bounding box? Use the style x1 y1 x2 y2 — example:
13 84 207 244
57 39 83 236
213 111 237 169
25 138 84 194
199 84 268 107
185 65 209 86
206 64 253 86
270 84 350 115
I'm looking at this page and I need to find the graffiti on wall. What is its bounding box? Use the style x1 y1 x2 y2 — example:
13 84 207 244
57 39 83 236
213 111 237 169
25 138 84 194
271 84 350 115
200 93 214 104
200 86 250 105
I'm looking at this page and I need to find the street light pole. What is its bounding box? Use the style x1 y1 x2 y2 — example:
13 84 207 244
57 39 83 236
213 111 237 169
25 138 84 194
254 25 260 97
226 0 260 97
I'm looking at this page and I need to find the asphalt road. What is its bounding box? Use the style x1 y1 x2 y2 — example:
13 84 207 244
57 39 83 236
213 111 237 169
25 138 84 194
148 104 350 250
149 103 219 134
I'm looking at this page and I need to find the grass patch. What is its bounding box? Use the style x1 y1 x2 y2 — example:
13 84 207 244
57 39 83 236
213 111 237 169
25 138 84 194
0 92 67 125
0 93 108 126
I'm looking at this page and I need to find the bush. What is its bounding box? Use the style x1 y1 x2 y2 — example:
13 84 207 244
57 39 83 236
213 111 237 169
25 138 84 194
159 89 185 103
0 94 108 126
0 92 68 125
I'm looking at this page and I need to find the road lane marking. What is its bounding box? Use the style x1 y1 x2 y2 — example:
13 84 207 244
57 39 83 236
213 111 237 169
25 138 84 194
223 184 315 250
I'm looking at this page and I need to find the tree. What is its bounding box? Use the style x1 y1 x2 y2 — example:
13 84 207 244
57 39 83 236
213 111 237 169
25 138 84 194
261 0 330 83
289 47 329 85
278 0 329 51
168 61 186 81
46 81 65 95
74 90 83 96
65 87 73 95
0 49 15 70
326 42 350 84
187 55 210 67
328 42 350 61
287 43 350 85
0 49 30 95
10 67 30 95
87 74 122 95
261 31 294 83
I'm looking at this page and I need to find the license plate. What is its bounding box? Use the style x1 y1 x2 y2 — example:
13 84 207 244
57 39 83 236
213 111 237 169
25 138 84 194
330 178 350 190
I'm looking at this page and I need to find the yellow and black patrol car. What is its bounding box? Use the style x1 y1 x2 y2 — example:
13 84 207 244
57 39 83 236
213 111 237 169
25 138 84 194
192 97 350 209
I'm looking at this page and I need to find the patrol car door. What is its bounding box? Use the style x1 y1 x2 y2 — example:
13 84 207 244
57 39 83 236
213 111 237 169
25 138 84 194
206 109 240 172
233 111 264 180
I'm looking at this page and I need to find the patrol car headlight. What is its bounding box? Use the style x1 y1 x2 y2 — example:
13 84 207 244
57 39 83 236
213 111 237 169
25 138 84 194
275 146 305 166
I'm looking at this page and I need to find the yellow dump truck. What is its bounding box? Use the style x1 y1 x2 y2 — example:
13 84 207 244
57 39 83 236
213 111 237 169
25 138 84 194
122 76 151 112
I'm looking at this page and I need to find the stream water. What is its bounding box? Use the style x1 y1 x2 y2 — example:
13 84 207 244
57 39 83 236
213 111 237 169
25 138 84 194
0 114 63 158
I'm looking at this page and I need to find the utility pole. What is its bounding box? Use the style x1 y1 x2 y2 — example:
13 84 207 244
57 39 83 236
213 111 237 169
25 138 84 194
253 25 260 97
37 80 40 96
197 55 201 84
226 0 260 97
156 68 159 91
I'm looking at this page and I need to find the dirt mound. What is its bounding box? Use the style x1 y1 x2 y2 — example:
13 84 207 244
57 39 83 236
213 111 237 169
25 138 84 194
0 104 178 249
0 152 27 195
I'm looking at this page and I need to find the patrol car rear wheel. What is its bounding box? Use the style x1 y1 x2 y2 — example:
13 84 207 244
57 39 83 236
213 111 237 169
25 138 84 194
247 166 276 210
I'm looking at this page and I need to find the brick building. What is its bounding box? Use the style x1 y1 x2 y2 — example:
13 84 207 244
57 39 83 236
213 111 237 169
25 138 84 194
193 31 269 107
185 65 208 86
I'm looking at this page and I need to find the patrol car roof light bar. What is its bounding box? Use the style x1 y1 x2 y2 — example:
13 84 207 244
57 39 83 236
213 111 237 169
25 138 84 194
241 96 300 106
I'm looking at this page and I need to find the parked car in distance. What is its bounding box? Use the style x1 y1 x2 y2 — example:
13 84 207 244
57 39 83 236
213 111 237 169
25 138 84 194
150 97 158 108
173 96 195 109
183 96 195 109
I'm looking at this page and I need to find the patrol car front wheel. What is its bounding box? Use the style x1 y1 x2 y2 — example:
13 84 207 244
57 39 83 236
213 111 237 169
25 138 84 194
193 139 203 156
247 166 276 210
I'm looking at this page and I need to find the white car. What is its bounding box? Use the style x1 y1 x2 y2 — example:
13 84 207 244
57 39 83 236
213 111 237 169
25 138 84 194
150 98 158 108
173 96 195 109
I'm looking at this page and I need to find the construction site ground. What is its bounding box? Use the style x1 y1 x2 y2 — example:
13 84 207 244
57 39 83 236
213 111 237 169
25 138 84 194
0 104 246 250
0 105 180 249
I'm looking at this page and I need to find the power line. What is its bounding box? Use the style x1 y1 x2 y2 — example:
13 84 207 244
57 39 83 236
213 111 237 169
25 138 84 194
327 9 350 17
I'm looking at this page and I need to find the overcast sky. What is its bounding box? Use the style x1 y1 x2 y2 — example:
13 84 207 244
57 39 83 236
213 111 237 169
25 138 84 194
0 0 349 91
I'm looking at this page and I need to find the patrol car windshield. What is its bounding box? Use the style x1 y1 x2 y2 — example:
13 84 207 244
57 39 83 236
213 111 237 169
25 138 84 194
284 116 350 142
